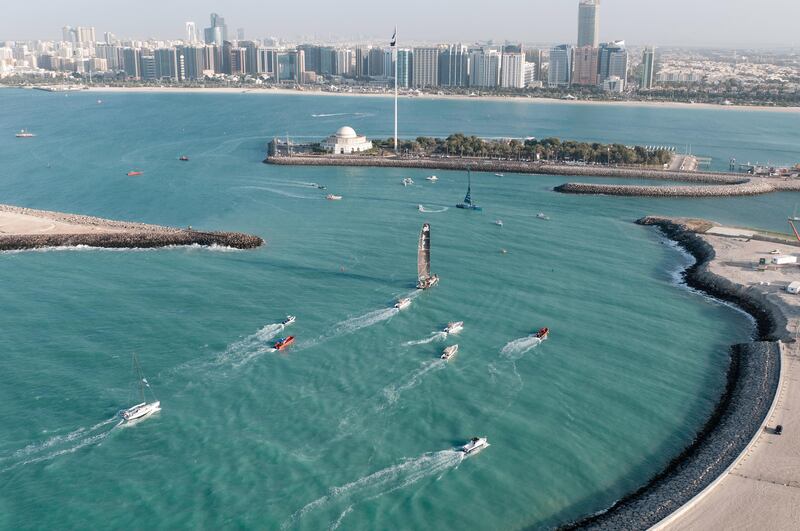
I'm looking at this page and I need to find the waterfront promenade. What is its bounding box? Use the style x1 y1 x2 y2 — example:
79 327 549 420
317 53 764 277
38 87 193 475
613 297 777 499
0 204 263 250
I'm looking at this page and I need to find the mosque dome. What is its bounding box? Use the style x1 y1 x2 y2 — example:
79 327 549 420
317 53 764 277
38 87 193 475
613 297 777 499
335 126 358 139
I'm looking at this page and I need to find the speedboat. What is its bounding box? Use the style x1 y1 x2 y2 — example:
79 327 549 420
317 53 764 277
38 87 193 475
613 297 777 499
127 171 143 176
441 344 459 361
426 175 438 182
282 315 296 326
494 173 504 177
444 321 463 334
326 194 342 201
418 204 425 212
459 437 490 455
536 213 550 221
394 298 412 310
402 177 414 186
273 336 295 350
122 401 161 423
317 184 327 190
15 129 35 138
179 155 189 161
535 327 549 340
495 219 504 227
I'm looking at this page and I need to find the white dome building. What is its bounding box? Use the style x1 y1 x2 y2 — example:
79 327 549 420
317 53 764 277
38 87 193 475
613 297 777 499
322 126 373 154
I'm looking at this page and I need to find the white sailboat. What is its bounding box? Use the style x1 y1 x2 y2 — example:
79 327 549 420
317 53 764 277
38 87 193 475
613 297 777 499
121 353 161 423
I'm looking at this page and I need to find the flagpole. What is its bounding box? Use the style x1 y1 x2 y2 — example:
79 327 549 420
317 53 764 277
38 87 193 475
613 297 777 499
393 29 398 154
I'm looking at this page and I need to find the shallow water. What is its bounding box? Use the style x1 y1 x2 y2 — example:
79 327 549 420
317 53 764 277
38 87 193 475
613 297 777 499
0 89 793 529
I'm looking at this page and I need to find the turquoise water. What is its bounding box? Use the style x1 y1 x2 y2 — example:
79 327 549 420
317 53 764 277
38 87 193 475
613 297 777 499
0 89 794 529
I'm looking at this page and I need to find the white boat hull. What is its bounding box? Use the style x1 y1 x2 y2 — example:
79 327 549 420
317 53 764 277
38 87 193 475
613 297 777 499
459 437 490 455
444 322 463 334
122 401 161 422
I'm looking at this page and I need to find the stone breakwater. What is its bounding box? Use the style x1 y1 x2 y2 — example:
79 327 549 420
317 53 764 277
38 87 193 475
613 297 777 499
554 179 776 198
0 204 263 250
266 154 746 183
558 216 783 530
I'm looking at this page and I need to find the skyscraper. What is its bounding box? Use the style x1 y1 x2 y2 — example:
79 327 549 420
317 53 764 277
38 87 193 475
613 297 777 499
396 49 412 88
525 49 543 81
640 47 656 89
438 44 468 87
470 49 502 88
577 0 600 48
548 45 573 87
412 47 439 88
598 41 628 89
204 13 227 46
185 22 198 44
572 46 599 85
500 52 525 89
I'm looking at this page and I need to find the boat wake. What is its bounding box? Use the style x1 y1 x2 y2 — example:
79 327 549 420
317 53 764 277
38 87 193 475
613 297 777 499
380 360 446 408
403 331 447 346
0 416 121 473
500 336 543 360
283 449 464 530
417 205 448 213
311 112 370 118
215 322 287 367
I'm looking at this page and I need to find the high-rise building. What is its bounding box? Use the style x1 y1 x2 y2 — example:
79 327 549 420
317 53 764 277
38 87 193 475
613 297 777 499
412 47 439 88
438 44 468 87
236 28 245 41
548 44 573 87
500 52 525 89
276 50 304 83
154 48 178 80
185 22 198 44
640 46 656 89
241 41 260 74
319 46 335 75
333 49 352 76
577 0 600 48
354 47 366 78
297 45 321 74
368 47 385 77
524 62 537 86
204 13 227 46
470 48 502 88
121 47 141 78
396 49 412 88
572 45 599 85
62 26 75 43
140 54 156 80
76 27 95 45
179 45 205 79
525 48 544 81
598 40 627 89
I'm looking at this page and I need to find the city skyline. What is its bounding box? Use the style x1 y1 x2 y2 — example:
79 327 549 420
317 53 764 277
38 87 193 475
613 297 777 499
2 0 800 48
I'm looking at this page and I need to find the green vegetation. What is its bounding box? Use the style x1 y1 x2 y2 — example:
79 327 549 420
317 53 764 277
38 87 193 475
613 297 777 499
371 134 673 166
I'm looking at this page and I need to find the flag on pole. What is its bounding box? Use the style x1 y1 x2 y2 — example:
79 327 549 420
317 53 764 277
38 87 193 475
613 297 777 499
390 27 397 47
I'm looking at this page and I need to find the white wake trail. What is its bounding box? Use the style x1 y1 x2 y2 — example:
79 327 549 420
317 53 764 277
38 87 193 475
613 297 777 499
500 336 543 360
215 323 286 367
417 205 448 213
380 360 446 409
403 331 447 346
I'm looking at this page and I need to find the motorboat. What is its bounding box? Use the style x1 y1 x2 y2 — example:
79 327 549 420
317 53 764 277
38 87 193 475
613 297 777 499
121 353 161 424
402 177 414 186
179 155 189 161
459 437 490 455
15 129 35 138
127 171 143 176
536 213 550 221
418 204 425 212
535 327 549 340
495 219 504 227
317 184 327 190
444 321 463 334
326 194 343 201
394 298 412 310
494 173 504 177
441 344 459 361
426 175 438 182
282 315 296 326
273 336 295 350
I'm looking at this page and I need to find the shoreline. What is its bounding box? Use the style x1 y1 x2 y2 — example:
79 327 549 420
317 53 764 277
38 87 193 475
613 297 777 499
18 85 797 114
0 204 264 250
559 216 784 529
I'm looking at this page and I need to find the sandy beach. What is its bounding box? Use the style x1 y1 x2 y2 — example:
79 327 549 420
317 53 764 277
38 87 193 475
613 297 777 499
78 86 800 114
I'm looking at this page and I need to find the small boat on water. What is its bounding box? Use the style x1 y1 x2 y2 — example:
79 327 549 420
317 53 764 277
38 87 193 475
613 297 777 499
394 298 412 310
326 194 343 201
402 177 414 186
179 155 189 161
317 184 327 190
535 327 549 340
459 437 490 455
416 223 439 289
444 321 463 334
282 315 296 326
273 336 295 351
418 204 425 212
441 344 459 361
494 173 504 177
15 129 35 138
121 353 161 423
127 171 143 176
426 175 438 182
456 168 482 211
536 213 550 221
495 219 504 227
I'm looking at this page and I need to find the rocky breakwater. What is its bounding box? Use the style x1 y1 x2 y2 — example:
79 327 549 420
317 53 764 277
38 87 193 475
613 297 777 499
0 204 264 251
554 177 776 198
560 216 783 530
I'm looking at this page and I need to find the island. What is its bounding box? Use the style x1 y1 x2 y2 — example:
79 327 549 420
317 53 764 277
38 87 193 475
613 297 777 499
0 204 264 251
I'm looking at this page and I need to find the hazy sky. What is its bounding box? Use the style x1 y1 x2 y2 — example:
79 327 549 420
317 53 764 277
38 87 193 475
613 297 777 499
2 0 798 48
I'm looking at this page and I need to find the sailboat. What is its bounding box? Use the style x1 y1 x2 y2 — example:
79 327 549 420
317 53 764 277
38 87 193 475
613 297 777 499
121 353 161 423
416 223 439 289
456 168 482 211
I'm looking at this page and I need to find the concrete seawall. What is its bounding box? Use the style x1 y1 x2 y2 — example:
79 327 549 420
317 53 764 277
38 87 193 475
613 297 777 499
554 180 775 198
558 217 784 530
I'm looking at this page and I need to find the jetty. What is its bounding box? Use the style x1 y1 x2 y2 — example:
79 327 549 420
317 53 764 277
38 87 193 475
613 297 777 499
568 216 798 529
0 204 263 251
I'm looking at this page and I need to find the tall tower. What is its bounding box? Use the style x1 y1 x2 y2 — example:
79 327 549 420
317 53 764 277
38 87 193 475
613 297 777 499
640 47 656 89
185 22 197 44
577 0 600 48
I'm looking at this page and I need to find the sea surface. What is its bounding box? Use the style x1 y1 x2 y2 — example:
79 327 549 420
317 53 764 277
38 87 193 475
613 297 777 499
0 89 796 529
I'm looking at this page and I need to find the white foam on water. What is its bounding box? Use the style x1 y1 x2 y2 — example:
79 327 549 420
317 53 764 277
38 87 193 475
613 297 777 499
1 415 121 473
417 205 449 213
328 505 353 531
235 185 318 200
500 336 543 360
379 360 446 409
214 323 286 367
284 449 464 529
403 331 447 346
